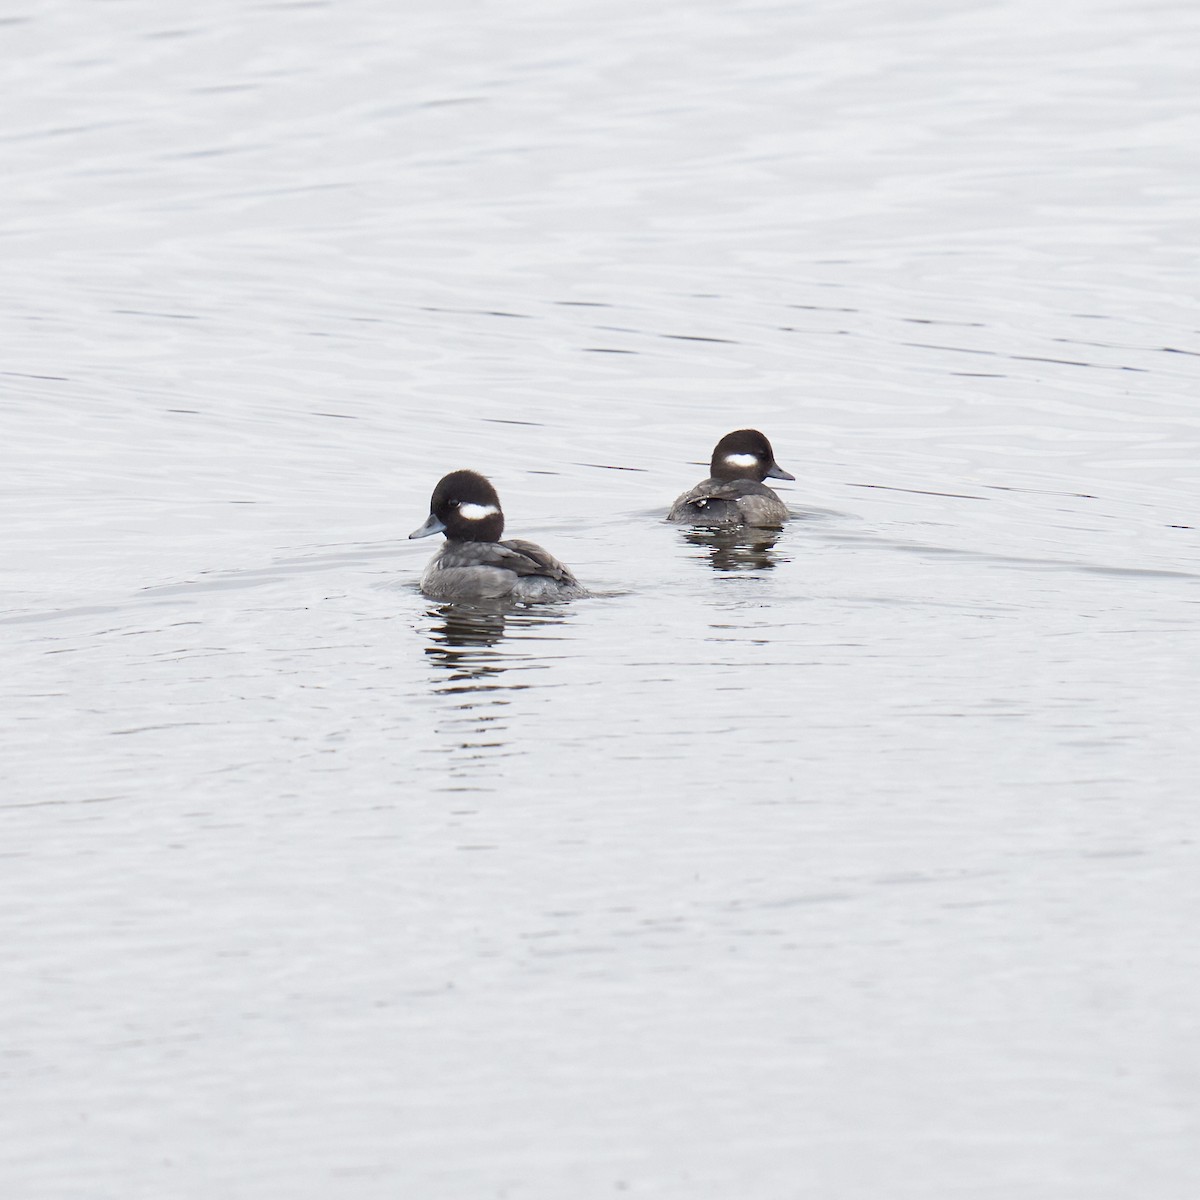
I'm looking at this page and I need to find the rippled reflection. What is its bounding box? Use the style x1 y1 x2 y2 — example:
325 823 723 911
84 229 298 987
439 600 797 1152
681 526 784 571
422 603 573 786
424 603 512 691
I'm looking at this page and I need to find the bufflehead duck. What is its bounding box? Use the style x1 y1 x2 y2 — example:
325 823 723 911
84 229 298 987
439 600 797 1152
409 470 586 603
667 429 794 526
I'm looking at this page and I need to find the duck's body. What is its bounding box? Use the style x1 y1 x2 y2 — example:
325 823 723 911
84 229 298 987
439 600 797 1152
410 470 585 604
419 537 585 603
667 429 794 527
668 479 790 527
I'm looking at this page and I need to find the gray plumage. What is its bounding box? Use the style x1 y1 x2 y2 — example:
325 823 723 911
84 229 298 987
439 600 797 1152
420 537 586 603
667 479 790 527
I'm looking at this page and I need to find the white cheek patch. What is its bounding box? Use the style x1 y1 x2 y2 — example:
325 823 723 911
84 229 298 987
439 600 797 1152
724 453 759 468
459 503 500 521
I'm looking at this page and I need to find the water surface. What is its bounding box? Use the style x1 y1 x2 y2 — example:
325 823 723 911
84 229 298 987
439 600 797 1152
2 1 1199 1196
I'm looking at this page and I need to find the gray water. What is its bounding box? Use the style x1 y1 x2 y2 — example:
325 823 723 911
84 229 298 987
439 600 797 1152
3 1 1199 1196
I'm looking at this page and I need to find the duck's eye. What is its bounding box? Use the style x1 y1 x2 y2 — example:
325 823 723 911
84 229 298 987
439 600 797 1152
446 498 460 508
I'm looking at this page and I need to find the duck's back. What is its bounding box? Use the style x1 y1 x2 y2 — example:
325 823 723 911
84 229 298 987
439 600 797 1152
668 478 789 527
421 538 585 602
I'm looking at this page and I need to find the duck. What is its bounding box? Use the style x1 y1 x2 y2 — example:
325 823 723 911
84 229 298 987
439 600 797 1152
667 429 794 526
409 470 587 603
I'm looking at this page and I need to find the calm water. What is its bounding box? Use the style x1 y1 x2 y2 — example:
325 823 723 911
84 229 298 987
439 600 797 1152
3 0 1199 1196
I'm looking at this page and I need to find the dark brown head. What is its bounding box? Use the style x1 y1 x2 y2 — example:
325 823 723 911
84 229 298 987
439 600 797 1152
709 429 794 483
409 470 505 543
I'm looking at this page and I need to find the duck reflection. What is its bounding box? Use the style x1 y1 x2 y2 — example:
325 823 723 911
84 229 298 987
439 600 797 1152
681 525 783 571
425 603 513 693
422 602 572 782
